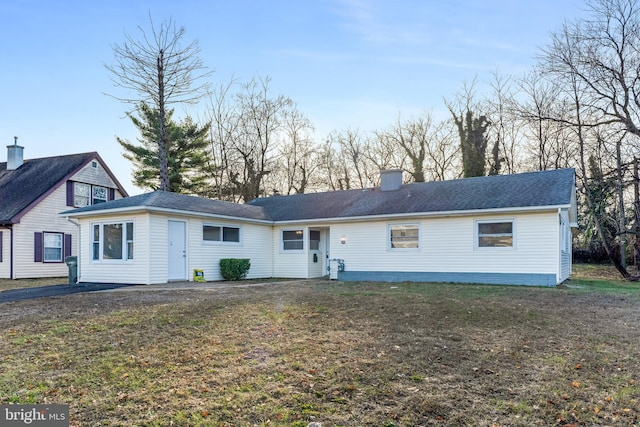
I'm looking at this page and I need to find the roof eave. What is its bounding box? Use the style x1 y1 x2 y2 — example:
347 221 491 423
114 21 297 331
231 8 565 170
61 205 273 225
270 204 574 225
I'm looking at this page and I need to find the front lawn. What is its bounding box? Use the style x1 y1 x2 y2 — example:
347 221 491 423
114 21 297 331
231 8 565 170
0 274 638 426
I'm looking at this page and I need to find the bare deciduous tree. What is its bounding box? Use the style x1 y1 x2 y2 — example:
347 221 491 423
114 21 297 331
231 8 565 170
106 16 210 191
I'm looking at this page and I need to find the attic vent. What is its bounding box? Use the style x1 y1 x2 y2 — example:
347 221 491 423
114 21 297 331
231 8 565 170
91 161 98 169
380 169 403 191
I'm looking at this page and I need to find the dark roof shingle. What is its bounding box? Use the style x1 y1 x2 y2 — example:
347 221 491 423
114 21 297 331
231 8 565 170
62 190 271 221
63 168 575 223
248 168 576 221
0 152 99 223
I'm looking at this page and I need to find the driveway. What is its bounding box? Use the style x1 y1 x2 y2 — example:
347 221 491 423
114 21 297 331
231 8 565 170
0 280 295 303
0 283 136 303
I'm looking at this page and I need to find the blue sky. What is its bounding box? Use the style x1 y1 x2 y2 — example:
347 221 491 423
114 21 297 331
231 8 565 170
1 0 586 194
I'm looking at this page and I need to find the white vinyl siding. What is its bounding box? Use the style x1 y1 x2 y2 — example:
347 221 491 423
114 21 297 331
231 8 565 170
10 184 77 279
0 230 8 279
191 218 272 281
79 213 149 284
328 212 559 278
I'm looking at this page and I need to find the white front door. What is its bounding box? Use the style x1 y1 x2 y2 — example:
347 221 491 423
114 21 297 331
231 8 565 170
168 220 187 281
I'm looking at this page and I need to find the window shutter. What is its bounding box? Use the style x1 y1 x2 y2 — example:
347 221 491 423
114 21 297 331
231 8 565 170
66 181 74 206
0 231 3 263
108 188 115 201
64 234 72 259
34 232 43 262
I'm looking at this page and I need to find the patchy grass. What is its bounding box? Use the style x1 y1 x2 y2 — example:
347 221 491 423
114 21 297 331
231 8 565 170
0 277 66 291
1 277 639 426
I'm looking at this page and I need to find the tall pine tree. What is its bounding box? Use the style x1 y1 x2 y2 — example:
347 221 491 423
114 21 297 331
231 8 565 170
117 102 210 194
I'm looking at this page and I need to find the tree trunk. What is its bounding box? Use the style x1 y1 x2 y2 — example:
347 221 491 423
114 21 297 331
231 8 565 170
157 49 170 192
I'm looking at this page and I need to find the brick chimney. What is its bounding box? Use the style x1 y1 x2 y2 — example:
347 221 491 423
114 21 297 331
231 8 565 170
380 169 403 191
7 136 24 170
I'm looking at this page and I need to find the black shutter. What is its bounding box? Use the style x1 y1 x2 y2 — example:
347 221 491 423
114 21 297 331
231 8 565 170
66 181 74 206
0 231 3 263
64 234 72 259
34 232 43 262
108 188 115 201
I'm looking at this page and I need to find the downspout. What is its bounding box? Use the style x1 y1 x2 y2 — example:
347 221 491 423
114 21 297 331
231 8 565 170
66 217 81 282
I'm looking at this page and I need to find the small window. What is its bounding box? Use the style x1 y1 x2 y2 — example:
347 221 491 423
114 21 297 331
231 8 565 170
126 222 134 259
309 230 321 250
92 224 100 260
43 232 63 262
389 224 419 249
75 183 91 207
283 229 304 250
477 220 514 248
91 161 98 169
203 225 240 243
92 186 107 204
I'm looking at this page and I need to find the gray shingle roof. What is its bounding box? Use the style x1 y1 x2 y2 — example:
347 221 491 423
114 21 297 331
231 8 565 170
0 152 100 224
61 190 272 221
248 168 576 221
62 169 575 222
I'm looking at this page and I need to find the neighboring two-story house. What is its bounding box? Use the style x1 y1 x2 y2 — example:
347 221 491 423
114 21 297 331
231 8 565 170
0 141 128 279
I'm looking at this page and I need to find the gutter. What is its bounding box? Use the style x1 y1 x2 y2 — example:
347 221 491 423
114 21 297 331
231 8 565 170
62 205 274 225
62 203 573 227
270 204 575 226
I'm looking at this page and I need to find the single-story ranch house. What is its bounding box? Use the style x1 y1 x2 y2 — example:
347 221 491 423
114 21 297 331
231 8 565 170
62 168 577 287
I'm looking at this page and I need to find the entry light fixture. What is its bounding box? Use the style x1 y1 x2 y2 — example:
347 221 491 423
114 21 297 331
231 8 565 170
340 235 347 244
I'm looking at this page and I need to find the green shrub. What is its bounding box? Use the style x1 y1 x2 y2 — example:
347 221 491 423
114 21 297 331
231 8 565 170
219 258 251 281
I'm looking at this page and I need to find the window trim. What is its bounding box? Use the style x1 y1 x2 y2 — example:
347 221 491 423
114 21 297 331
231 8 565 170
388 223 420 251
281 228 304 252
475 218 516 250
43 232 63 263
202 223 242 245
91 220 134 262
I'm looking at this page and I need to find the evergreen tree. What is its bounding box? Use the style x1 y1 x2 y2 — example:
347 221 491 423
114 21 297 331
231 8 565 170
117 102 210 194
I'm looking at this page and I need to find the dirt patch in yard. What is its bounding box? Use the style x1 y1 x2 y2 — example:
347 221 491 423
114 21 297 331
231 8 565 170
0 278 639 426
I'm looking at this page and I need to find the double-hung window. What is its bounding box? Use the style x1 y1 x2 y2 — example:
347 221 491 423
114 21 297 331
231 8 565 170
389 224 419 249
43 232 63 262
92 221 134 261
74 183 91 207
203 225 241 243
282 229 304 250
477 220 514 248
92 186 107 204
